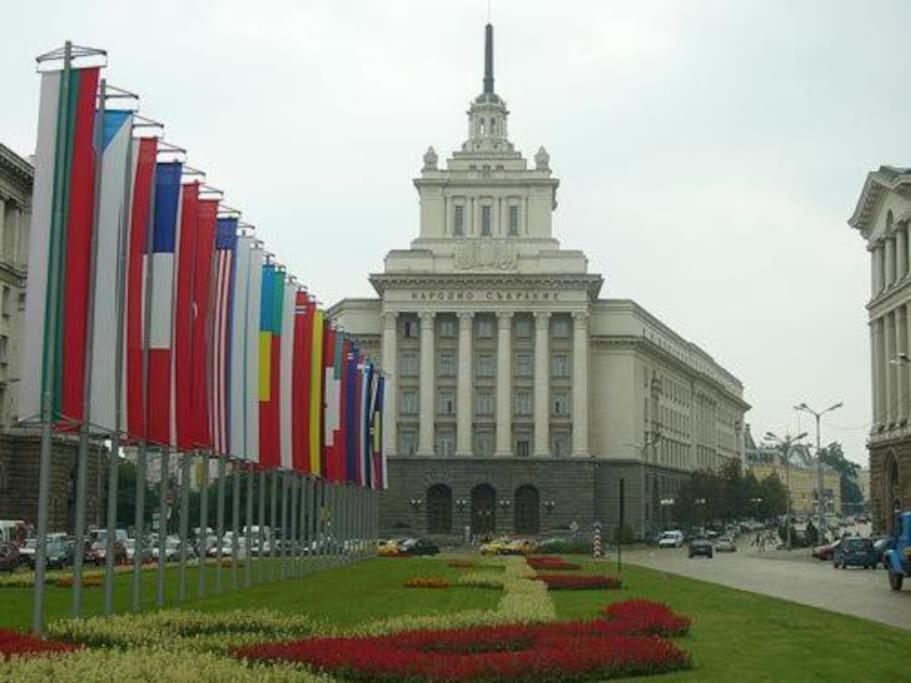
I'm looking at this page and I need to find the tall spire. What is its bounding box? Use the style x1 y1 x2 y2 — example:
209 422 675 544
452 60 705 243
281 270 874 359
483 23 494 94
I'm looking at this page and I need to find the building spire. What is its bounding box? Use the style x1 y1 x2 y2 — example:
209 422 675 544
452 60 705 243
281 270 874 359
483 23 494 95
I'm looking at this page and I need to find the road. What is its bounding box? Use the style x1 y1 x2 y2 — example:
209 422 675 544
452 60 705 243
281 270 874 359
619 542 911 632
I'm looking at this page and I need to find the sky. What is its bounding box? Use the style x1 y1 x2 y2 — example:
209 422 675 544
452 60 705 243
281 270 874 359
3 0 910 466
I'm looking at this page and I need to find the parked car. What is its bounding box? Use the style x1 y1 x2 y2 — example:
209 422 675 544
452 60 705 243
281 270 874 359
398 538 439 556
873 536 895 569
833 537 878 569
124 539 152 564
27 538 73 570
504 538 537 555
658 531 685 549
480 536 514 555
688 537 714 559
715 536 737 552
18 538 37 566
0 541 19 572
812 540 840 561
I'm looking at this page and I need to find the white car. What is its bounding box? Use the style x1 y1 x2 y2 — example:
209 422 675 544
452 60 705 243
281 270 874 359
657 531 685 548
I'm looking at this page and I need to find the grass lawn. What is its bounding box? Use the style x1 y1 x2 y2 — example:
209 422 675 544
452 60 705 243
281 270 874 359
4 555 911 681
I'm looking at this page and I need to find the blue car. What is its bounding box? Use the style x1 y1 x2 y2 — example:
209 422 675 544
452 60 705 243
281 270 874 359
833 537 877 569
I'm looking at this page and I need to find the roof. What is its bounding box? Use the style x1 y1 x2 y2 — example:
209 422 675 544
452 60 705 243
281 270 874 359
848 165 911 235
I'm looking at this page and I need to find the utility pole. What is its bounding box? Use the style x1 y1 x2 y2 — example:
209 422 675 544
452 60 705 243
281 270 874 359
795 402 843 540
764 431 807 550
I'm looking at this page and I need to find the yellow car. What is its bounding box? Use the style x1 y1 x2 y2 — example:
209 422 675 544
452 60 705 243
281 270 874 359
479 537 514 556
505 538 538 556
378 539 403 557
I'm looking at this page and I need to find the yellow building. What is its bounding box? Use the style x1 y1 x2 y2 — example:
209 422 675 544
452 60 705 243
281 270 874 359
749 462 841 516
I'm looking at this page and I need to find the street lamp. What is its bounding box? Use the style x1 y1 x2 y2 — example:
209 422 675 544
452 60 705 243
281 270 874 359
795 401 843 540
764 431 807 550
659 498 675 528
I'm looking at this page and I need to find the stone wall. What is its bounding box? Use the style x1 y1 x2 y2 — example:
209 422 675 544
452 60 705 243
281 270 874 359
870 441 911 533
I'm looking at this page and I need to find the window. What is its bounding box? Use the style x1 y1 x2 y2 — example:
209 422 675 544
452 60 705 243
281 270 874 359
481 205 492 236
515 351 532 377
551 353 569 378
476 352 495 378
438 351 455 377
437 390 455 416
489 117 496 135
552 431 570 458
439 318 455 338
514 389 532 416
403 319 419 338
476 389 494 416
17 292 25 312
553 318 569 338
453 205 465 236
509 205 519 236
401 351 419 377
475 431 494 456
515 437 531 458
515 318 532 338
399 429 418 456
552 390 570 416
477 318 494 338
436 430 455 456
401 389 418 415
1 286 10 318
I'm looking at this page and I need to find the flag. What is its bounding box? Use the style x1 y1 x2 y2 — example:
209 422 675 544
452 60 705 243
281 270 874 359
269 269 284 466
308 308 325 475
212 217 237 456
258 263 280 469
244 242 264 463
360 358 373 488
227 234 253 460
173 181 199 451
375 375 387 489
279 277 296 470
22 65 100 425
124 136 157 441
190 198 217 449
88 109 133 434
343 341 357 484
147 161 182 446
292 291 313 473
321 325 336 479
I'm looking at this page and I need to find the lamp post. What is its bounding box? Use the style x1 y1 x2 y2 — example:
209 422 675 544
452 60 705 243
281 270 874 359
659 498 675 529
764 431 807 550
795 401 843 540
750 497 763 522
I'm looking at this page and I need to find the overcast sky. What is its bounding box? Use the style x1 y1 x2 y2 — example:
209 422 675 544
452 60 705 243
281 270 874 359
3 1 910 466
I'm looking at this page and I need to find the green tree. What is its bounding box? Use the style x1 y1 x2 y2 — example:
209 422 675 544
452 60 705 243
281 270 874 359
819 442 863 512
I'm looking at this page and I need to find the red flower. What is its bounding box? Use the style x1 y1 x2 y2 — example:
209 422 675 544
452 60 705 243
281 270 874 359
525 557 582 571
601 599 691 637
0 629 79 660
534 574 622 590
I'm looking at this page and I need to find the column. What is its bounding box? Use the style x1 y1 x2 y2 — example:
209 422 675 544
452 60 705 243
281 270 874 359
381 312 398 455
885 311 895 425
899 306 909 423
871 245 881 296
898 227 908 280
533 311 551 456
0 200 6 264
877 316 888 426
455 312 474 456
494 311 513 456
571 312 589 456
871 318 881 427
417 311 435 455
885 237 896 287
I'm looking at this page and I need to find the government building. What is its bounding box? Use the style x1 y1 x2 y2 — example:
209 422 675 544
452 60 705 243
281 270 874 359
330 25 749 539
849 165 911 532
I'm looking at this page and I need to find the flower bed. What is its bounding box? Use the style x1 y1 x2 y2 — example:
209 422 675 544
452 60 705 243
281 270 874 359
0 629 79 660
405 577 450 589
535 574 622 590
447 559 476 569
54 575 102 588
234 617 691 681
456 571 505 589
602 599 691 637
525 556 581 571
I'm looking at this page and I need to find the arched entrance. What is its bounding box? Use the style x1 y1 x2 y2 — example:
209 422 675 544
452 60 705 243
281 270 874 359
427 484 452 534
514 485 540 535
884 453 901 534
471 484 496 536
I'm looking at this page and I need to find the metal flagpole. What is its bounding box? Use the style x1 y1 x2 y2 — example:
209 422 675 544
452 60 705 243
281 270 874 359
244 463 253 588
178 453 190 601
280 470 288 578
231 460 240 589
289 472 299 576
269 468 278 580
197 450 209 598
257 468 265 583
299 475 308 574
215 456 225 593
156 447 169 607
131 443 147 611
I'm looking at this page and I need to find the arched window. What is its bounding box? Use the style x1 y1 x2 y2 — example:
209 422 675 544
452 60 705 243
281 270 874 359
885 452 901 534
471 484 496 536
514 485 540 534
427 484 452 534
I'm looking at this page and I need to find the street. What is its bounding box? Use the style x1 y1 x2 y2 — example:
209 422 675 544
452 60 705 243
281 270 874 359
619 543 911 632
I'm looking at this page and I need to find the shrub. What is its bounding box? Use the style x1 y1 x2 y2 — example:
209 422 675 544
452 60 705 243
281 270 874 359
536 574 622 590
405 577 449 589
602 599 692 637
533 540 591 555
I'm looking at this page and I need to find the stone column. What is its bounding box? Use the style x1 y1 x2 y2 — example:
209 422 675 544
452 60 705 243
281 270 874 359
886 237 896 288
877 316 888 427
571 312 590 456
871 318 881 427
871 245 881 296
494 311 513 456
533 311 551 456
381 312 398 455
885 311 896 425
0 200 6 262
898 227 908 281
455 312 474 456
899 306 909 423
418 311 436 455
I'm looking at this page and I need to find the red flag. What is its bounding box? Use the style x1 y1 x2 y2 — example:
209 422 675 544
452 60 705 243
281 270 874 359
191 198 217 449
173 182 199 450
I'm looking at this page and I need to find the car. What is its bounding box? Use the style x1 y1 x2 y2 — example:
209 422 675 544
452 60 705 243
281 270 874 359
480 536 514 555
124 539 152 564
688 537 714 559
873 536 895 569
33 539 73 570
715 536 736 552
504 538 537 556
18 538 36 566
833 537 879 569
657 531 684 549
0 541 19 572
398 538 439 556
378 538 406 557
813 540 840 561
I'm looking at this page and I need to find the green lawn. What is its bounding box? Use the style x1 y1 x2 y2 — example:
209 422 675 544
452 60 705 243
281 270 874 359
3 555 911 681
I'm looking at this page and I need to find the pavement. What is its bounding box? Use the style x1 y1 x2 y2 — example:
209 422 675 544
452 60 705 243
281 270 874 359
618 539 911 632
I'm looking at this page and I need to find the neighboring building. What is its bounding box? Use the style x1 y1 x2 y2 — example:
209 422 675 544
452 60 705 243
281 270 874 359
330 24 749 539
857 467 871 505
0 142 105 532
849 165 911 532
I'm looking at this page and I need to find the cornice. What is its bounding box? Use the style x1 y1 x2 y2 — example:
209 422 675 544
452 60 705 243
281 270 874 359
849 167 911 237
369 272 604 298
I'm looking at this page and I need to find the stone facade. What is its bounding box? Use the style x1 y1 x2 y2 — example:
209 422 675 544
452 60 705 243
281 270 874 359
749 462 842 516
849 166 911 532
331 25 748 539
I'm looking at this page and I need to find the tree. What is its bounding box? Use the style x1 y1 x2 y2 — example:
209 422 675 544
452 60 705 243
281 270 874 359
819 442 864 512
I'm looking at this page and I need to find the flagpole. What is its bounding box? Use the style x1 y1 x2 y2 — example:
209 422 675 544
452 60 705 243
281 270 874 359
197 450 209 598
280 470 288 579
156 446 169 607
257 468 265 583
177 452 189 600
131 442 146 611
269 468 278 580
289 471 298 576
244 463 253 588
215 455 225 593
231 459 240 589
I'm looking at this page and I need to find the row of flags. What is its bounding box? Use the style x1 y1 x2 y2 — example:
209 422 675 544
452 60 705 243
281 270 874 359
21 56 387 489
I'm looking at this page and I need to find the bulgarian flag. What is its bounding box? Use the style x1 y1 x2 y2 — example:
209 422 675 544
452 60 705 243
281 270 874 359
21 64 100 426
